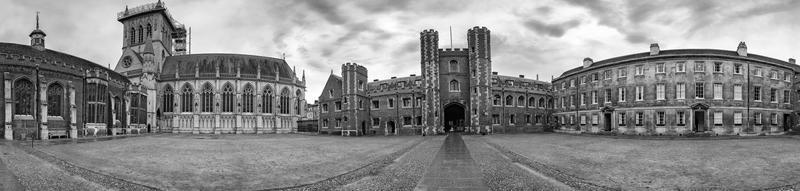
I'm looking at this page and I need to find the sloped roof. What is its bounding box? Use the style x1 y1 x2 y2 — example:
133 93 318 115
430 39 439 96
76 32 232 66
160 53 295 80
0 42 128 81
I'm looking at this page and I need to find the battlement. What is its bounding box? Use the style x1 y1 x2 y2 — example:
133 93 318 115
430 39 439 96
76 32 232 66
117 1 184 29
420 29 438 35
468 26 490 33
439 48 469 56
341 62 368 74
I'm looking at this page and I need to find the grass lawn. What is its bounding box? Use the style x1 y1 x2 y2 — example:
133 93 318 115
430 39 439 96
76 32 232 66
38 134 422 190
482 134 800 190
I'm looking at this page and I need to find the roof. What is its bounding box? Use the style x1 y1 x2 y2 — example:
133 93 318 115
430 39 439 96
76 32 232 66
557 49 799 80
367 75 423 86
160 53 296 81
494 74 549 84
0 42 128 81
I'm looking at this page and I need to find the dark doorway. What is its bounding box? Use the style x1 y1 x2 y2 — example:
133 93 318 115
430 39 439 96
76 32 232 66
443 103 466 132
694 111 706 132
784 114 792 131
361 121 366 136
604 113 612 131
387 121 396 135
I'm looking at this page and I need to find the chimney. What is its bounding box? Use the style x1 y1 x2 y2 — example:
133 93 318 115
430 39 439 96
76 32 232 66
519 75 524 78
650 43 660 56
789 58 796 64
583 57 593 68
390 76 396 79
373 79 378 82
492 71 498 75
410 74 416 76
536 74 539 80
737 42 747 56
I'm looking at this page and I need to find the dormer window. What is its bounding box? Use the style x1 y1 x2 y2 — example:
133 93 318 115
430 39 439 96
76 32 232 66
328 89 334 98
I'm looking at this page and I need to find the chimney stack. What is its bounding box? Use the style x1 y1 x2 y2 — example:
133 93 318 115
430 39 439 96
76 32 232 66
790 58 796 64
650 43 660 56
583 57 593 68
492 71 498 75
519 75 525 78
737 42 747 56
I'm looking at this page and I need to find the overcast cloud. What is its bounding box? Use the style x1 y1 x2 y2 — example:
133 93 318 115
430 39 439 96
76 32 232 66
1 0 799 101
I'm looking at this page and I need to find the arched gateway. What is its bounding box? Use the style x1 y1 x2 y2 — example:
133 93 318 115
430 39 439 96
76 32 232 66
443 103 466 132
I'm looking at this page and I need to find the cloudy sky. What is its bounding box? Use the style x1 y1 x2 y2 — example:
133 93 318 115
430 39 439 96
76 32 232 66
1 0 799 101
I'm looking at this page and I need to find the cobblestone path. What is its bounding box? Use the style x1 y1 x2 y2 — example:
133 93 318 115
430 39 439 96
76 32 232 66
414 133 490 191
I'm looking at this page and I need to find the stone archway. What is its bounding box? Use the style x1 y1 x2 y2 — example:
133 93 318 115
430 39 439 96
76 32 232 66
443 103 466 132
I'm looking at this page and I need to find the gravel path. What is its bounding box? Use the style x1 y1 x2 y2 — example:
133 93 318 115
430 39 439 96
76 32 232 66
336 136 445 191
463 135 576 191
0 142 108 191
0 142 25 191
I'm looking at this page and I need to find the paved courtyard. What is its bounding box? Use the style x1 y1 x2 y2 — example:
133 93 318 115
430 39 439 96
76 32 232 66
1 133 800 190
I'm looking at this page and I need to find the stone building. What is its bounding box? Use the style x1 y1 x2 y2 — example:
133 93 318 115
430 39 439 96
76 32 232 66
113 1 307 134
318 27 554 136
552 43 800 135
1 14 145 140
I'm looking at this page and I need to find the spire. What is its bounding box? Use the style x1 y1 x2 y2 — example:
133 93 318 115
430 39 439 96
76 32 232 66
35 11 40 30
30 11 46 50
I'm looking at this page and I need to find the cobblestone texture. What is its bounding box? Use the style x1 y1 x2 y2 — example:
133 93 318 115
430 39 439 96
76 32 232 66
0 142 107 191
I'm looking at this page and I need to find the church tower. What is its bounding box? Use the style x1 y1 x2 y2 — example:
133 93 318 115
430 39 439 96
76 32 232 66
29 12 46 51
467 26 492 132
420 29 441 134
115 0 187 76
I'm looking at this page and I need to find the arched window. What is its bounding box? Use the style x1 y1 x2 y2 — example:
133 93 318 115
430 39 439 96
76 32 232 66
528 97 536 107
262 86 273 113
506 95 514 106
138 93 147 124
517 96 525 107
162 85 174 112
181 84 193 112
130 92 139 124
138 26 144 43
129 27 136 44
296 90 303 115
201 83 213 112
47 83 63 116
114 97 123 122
449 80 460 92
280 88 291 114
13 79 33 115
146 24 152 37
539 98 545 108
243 84 254 113
548 98 554 108
86 82 107 123
493 95 501 106
222 83 234 112
449 60 458 72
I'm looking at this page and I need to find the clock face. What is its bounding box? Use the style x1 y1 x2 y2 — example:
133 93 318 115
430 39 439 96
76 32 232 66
122 56 132 68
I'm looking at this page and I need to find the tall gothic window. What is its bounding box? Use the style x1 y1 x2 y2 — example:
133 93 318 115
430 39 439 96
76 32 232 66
139 94 147 124
86 82 107 123
449 80 460 92
296 90 302 115
130 93 139 124
47 83 63 116
280 88 290 114
129 27 136 44
162 85 174 112
181 84 193 112
14 79 33 115
539 98 545 108
202 83 214 112
449 60 459 72
517 96 525 106
528 97 535 107
114 97 122 122
138 25 144 43
146 24 152 37
262 86 273 113
242 84 254 113
506 95 514 106
222 83 234 112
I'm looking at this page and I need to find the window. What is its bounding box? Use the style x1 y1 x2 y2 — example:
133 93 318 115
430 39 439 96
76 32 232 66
402 97 411 108
388 98 394 108
581 93 586 105
359 80 365 90
86 82 107 123
604 70 612 80
593 73 599 81
506 95 514 106
579 76 585 84
592 114 598 125
322 104 328 113
694 61 705 72
785 71 792 82
243 84 254 112
336 118 342 128
322 119 329 127
677 111 685 126
328 89 334 98
784 90 791 103
449 60 459 72
280 88 291 114
635 65 644 76
754 67 762 76
676 62 685 72
656 84 665 100
162 85 174 113
754 86 761 101
570 115 575 125
618 68 627 78
146 23 152 37
493 95 501 106
580 115 586 125
618 87 626 102
507 80 515 86
656 112 665 126
138 26 144 43
449 80 460 92
335 101 342 111
201 83 214 112
755 113 762 125
770 71 778 80
372 118 380 127
605 89 612 103
734 84 742 100
129 27 136 44
734 112 742 125
509 114 516 124
416 116 422 125
714 111 722 125
618 113 626 125
372 100 380 109
771 113 778 125
181 84 193 112
636 86 644 101
47 83 63 116
636 112 643 126
403 116 412 126
676 83 685 100
492 114 500 124
263 86 273 113
713 62 722 73
14 79 34 115
656 63 665 73
222 84 234 112
695 83 704 99
734 64 742 74
770 88 777 103
713 83 722 100
528 97 536 107
592 91 597 104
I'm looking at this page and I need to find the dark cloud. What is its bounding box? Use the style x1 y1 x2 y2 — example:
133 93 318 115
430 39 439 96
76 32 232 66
355 0 412 13
392 39 418 56
522 19 581 37
536 6 553 15
624 32 650 44
296 0 348 25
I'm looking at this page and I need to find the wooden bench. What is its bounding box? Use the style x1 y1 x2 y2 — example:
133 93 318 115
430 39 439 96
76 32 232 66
48 130 68 139
341 130 358 136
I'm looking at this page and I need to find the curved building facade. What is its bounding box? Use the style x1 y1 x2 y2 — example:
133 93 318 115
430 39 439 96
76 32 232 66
552 43 800 135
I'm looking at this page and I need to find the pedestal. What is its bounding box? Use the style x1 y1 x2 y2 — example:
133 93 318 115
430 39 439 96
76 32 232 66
70 125 77 138
40 129 49 140
4 125 11 140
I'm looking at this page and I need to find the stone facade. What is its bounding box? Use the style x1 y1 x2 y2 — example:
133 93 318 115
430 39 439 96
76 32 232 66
553 43 800 135
318 27 554 136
